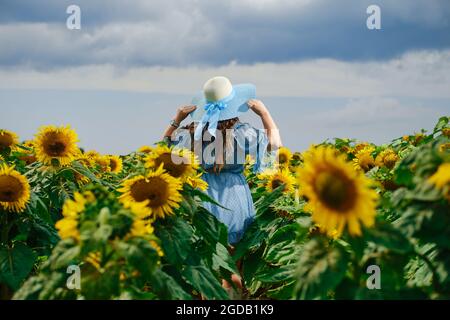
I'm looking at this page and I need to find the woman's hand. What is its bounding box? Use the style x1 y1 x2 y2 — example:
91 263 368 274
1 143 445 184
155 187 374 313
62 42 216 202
162 105 196 140
247 99 269 117
174 105 197 123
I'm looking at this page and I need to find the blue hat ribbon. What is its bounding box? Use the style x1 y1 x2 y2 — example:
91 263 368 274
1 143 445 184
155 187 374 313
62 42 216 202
194 89 235 140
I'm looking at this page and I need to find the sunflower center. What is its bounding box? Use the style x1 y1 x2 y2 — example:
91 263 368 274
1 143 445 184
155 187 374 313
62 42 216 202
359 155 375 171
155 153 189 178
0 134 14 149
0 175 24 202
110 160 117 171
43 133 68 156
130 177 169 208
314 171 356 212
271 178 285 191
278 154 288 164
383 155 397 169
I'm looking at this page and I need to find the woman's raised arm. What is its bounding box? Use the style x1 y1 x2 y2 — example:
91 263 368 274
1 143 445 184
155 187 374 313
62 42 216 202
162 105 197 140
247 99 282 151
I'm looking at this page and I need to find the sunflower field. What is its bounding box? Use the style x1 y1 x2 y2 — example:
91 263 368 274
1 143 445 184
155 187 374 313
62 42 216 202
0 116 449 300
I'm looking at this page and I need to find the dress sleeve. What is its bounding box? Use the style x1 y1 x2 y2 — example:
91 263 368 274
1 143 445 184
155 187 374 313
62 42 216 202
234 123 273 173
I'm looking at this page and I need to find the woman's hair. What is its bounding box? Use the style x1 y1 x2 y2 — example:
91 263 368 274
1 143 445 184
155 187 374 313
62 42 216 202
182 117 239 173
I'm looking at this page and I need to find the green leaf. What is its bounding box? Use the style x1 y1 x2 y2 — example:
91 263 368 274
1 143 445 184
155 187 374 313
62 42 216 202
266 281 296 299
265 224 300 264
433 116 449 133
0 242 37 290
265 241 298 265
254 188 283 216
47 239 79 270
394 165 414 188
212 243 239 274
181 263 229 300
116 238 159 279
255 264 295 283
190 187 230 210
365 222 413 254
150 269 192 300
233 224 267 261
51 246 80 270
71 161 104 185
81 264 121 299
192 207 228 245
156 218 194 265
294 238 349 299
241 246 266 292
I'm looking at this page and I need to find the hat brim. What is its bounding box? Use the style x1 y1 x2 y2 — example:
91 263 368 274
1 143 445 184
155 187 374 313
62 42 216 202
189 84 256 122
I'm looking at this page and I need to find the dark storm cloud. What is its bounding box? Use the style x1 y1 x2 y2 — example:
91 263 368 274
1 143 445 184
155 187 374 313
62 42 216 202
0 0 449 69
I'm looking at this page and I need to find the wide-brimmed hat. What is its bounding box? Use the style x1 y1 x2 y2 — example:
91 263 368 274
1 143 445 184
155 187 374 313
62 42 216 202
189 76 256 140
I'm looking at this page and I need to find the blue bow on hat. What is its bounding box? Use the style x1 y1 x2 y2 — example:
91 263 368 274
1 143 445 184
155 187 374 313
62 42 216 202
194 90 235 140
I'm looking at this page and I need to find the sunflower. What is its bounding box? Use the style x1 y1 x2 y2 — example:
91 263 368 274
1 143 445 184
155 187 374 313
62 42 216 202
339 145 351 155
0 129 19 152
85 150 101 162
75 172 90 186
55 192 90 240
439 143 450 153
85 252 102 271
108 155 123 174
0 164 31 212
413 133 425 146
351 142 370 155
185 173 208 191
309 224 339 240
96 155 111 173
297 146 379 237
443 128 450 137
16 140 37 165
34 125 79 166
292 152 303 162
428 163 450 202
77 153 95 168
265 169 296 194
138 145 153 154
22 140 35 149
73 156 93 185
128 218 155 238
145 145 198 181
150 240 164 257
428 163 450 189
276 147 292 167
375 149 399 169
353 146 376 172
256 168 278 181
118 164 183 219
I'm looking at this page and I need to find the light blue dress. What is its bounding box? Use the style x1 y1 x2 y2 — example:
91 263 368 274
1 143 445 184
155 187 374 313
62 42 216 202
171 122 269 244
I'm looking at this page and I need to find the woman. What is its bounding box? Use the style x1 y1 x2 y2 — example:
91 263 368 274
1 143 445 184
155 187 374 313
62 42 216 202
162 76 282 295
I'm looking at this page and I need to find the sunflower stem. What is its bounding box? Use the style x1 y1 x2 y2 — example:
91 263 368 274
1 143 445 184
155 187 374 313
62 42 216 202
0 213 6 245
0 212 14 245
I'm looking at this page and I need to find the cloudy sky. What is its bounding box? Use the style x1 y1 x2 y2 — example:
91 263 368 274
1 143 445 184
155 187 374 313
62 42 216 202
1 0 449 154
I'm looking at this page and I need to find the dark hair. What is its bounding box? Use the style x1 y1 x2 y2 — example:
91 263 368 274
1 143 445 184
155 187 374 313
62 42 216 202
183 117 240 173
